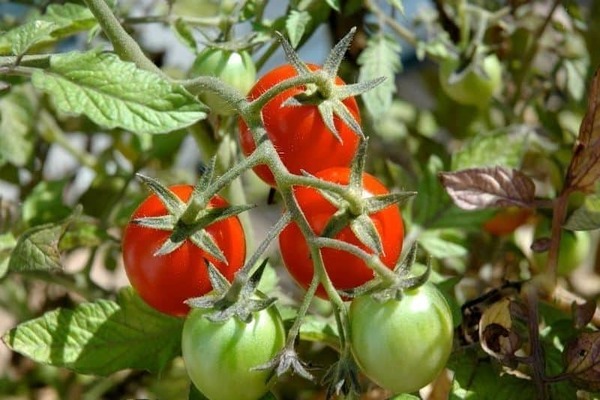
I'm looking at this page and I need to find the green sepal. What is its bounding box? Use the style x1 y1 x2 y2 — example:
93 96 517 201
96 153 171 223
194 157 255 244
131 215 177 231
349 214 383 255
323 27 356 78
363 192 416 213
136 173 186 215
185 260 278 324
189 230 227 264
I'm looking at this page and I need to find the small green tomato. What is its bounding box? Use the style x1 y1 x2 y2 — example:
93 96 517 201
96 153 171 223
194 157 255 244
349 283 454 394
189 48 257 116
182 305 285 400
439 54 502 106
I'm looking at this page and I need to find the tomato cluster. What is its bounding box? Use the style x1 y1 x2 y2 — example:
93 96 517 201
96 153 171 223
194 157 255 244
122 55 453 398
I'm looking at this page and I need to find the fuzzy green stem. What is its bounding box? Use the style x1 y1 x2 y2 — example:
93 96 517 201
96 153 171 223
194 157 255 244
83 0 164 75
364 0 418 48
182 76 248 113
284 269 319 348
312 237 398 285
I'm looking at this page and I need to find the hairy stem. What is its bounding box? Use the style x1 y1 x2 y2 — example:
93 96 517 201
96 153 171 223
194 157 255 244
83 0 164 75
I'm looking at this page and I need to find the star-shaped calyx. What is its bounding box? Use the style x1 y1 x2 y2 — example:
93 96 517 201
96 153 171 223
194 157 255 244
309 140 415 257
132 157 254 263
277 27 386 141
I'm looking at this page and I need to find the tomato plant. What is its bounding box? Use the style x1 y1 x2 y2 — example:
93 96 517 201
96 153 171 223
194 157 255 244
439 54 502 106
122 185 246 316
349 283 454 394
483 207 533 236
238 64 361 186
189 48 256 116
182 304 286 400
278 167 403 298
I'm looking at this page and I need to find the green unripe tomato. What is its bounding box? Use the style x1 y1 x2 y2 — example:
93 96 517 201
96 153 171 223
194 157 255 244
189 48 257 116
533 230 591 276
439 54 502 106
182 305 285 400
349 283 454 394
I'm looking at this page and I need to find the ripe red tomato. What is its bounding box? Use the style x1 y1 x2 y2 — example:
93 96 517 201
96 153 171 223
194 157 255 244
238 64 361 186
122 185 245 316
278 168 403 299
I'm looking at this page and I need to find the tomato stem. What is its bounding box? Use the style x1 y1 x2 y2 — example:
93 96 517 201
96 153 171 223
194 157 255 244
83 0 164 76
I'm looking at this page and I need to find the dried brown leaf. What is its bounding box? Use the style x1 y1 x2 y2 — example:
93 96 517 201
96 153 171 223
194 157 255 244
439 167 535 210
565 67 600 192
479 298 523 364
564 331 600 391
572 300 598 330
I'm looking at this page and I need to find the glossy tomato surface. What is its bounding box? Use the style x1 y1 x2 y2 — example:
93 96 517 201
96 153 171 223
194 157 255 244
238 64 361 186
349 283 454 394
278 168 403 299
182 305 286 400
122 185 245 316
189 48 256 116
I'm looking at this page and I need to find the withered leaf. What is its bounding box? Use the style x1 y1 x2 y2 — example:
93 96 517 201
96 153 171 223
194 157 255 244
565 67 600 193
439 167 535 210
479 298 522 363
564 331 600 391
572 300 597 330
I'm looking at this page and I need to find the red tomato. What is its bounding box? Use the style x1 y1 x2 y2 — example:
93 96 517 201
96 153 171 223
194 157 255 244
238 64 361 186
278 168 403 299
122 185 245 316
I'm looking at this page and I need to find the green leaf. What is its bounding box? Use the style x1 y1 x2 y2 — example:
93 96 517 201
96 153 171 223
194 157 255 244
32 51 206 134
22 180 72 226
324 0 341 11
388 395 420 400
2 287 184 375
8 220 70 273
0 233 16 279
0 85 37 167
449 349 536 399
419 231 467 258
9 20 58 56
564 194 600 231
285 10 311 49
0 3 98 55
299 315 339 349
358 34 402 118
452 130 529 171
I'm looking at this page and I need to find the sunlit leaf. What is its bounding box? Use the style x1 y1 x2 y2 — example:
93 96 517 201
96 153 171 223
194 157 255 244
2 288 183 375
32 51 206 134
358 34 402 118
285 10 311 49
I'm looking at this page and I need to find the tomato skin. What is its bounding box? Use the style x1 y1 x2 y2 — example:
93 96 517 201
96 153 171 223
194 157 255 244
182 305 286 400
349 283 454 394
483 207 533 236
122 185 245 317
278 168 403 299
238 64 361 186
439 54 502 106
189 48 257 116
